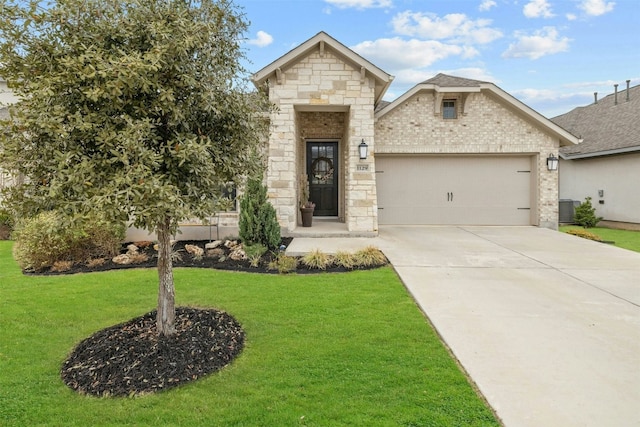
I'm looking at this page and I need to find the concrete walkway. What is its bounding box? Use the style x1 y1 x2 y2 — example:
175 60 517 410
287 226 640 427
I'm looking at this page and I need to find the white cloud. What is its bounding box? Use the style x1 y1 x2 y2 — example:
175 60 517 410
523 0 555 18
324 0 392 9
443 67 497 83
479 0 497 12
391 11 503 44
502 27 571 60
566 13 577 20
247 31 273 47
351 37 479 72
512 87 598 117
578 0 615 16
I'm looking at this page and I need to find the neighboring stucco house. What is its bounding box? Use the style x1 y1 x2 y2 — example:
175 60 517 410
552 82 640 225
253 32 577 235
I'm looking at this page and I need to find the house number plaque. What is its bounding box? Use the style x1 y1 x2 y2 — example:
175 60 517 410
357 164 369 171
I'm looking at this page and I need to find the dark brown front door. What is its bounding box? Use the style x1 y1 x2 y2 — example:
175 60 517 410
307 142 338 216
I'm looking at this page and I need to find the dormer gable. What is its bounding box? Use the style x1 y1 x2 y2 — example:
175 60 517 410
251 32 394 105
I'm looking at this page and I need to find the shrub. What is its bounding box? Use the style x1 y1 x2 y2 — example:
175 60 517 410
268 253 298 274
0 207 15 240
567 228 602 242
244 243 267 267
334 251 357 269
239 177 281 250
302 249 333 270
12 211 126 271
574 197 603 228
353 246 387 267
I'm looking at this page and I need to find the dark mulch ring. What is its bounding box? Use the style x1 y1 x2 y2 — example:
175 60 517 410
29 237 386 275
61 307 244 397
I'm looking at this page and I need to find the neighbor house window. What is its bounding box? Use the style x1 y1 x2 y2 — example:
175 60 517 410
443 100 457 119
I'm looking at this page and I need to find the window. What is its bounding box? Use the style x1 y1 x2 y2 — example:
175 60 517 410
443 100 457 119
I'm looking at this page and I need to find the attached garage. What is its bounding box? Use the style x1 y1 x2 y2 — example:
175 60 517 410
375 155 536 225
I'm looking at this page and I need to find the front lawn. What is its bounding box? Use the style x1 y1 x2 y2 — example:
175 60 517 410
560 226 640 253
0 241 499 426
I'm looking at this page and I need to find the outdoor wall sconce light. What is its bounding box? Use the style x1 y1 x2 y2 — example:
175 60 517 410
359 139 368 160
546 153 558 171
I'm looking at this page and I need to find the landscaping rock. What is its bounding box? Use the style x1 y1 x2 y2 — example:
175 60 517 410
229 247 246 261
205 240 223 250
112 254 132 265
185 244 204 257
206 248 224 258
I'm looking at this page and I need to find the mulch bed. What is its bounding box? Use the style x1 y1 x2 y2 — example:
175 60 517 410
61 307 244 397
47 238 385 397
28 237 379 275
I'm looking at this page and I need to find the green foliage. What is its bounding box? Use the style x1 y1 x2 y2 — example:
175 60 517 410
12 211 125 271
239 177 281 250
0 0 272 334
244 243 267 267
301 249 333 270
574 197 603 228
0 0 271 235
267 253 298 274
0 207 14 239
0 207 14 228
0 243 500 425
354 246 388 267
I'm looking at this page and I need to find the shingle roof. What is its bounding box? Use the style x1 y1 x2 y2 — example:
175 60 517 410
553 84 640 158
421 73 488 87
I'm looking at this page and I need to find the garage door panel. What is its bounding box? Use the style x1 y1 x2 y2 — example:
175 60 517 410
376 156 533 225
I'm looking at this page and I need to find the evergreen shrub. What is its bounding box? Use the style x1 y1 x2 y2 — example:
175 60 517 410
239 177 281 250
574 197 603 228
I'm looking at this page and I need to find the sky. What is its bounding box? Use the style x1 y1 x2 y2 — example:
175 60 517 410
239 0 639 118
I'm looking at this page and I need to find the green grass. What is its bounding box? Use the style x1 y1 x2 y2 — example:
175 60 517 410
560 226 640 253
0 241 499 426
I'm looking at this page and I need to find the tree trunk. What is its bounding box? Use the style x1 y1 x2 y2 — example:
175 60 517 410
156 217 176 336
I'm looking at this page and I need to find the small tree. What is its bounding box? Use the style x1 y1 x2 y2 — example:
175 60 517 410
574 197 603 228
0 0 271 336
239 176 281 250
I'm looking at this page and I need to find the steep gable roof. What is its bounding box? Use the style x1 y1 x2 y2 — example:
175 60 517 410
251 32 394 105
375 73 578 147
422 73 487 87
553 83 640 159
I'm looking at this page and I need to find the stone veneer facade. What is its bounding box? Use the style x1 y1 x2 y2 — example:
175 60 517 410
374 90 560 228
264 49 378 234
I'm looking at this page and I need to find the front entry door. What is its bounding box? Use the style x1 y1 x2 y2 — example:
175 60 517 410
307 142 338 216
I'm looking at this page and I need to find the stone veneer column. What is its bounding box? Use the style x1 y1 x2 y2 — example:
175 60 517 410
264 49 380 234
266 102 297 232
346 102 377 233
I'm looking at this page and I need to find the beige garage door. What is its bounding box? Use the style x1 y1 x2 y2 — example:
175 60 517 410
376 155 534 225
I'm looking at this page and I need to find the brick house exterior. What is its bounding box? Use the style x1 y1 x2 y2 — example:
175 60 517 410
253 32 577 235
1 34 580 240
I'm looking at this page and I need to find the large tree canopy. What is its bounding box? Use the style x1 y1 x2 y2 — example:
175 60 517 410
0 0 271 335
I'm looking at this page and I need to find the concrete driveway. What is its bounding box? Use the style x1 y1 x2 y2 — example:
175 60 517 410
376 226 640 427
287 226 640 426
